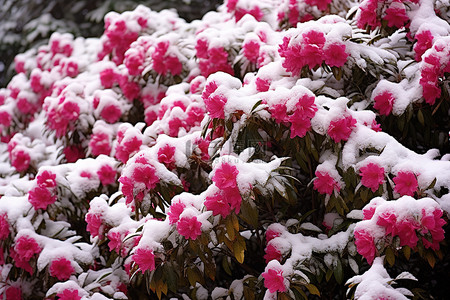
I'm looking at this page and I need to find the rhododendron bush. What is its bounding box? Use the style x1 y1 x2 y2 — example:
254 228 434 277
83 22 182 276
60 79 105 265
1 0 450 299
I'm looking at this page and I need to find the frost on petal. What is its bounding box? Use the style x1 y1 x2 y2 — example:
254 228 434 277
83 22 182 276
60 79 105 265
262 263 287 293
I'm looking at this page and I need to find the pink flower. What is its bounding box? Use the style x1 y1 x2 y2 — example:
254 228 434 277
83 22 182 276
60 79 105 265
288 111 311 138
356 0 380 29
177 216 202 240
279 37 304 76
5 286 22 300
383 2 409 28
57 289 81 300
376 210 397 236
167 201 186 224
132 247 156 272
354 228 376 264
17 96 34 114
393 171 418 196
421 82 441 105
63 145 85 163
421 208 446 250
89 132 111 157
360 163 385 192
168 117 184 137
186 105 205 126
397 219 419 248
100 68 117 88
165 55 183 75
10 247 33 274
125 48 145 76
28 186 57 210
115 135 142 163
262 267 287 293
97 164 116 186
151 42 183 76
256 78 271 92
223 187 242 213
0 213 10 240
37 170 57 189
132 164 160 190
205 94 227 119
301 30 326 68
414 30 433 61
243 40 260 63
119 176 135 205
363 206 376 220
373 91 395 116
305 0 332 11
264 243 282 263
295 94 317 118
101 104 122 124
269 103 288 123
10 148 31 172
86 212 103 238
108 231 125 255
0 111 12 127
120 79 140 101
212 162 239 190
235 7 263 22
313 171 340 195
49 257 75 280
14 235 41 261
195 38 209 59
158 144 176 167
327 115 357 143
265 225 282 243
204 192 232 218
324 42 348 68
65 61 79 77
61 101 80 121
226 0 238 12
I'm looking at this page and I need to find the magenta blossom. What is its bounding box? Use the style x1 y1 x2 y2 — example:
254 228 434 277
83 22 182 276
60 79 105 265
360 163 385 192
177 216 202 240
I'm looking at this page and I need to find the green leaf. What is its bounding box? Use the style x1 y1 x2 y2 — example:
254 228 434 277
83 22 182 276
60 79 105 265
225 216 236 241
325 268 333 282
426 178 437 190
222 257 232 276
386 247 395 266
334 259 344 284
233 238 246 264
244 286 256 300
240 199 259 228
292 286 307 299
417 109 425 126
305 284 321 296
403 246 411 260
250 100 263 113
187 267 204 286
165 264 178 293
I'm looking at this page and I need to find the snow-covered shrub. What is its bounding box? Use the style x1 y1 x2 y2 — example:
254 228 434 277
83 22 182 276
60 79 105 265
0 0 449 299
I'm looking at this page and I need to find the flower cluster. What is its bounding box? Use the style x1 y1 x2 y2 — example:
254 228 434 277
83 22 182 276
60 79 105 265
28 170 58 210
355 0 412 30
419 36 450 105
278 20 350 75
355 197 446 264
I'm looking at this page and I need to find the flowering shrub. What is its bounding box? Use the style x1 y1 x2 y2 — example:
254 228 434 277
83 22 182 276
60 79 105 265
0 0 449 299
